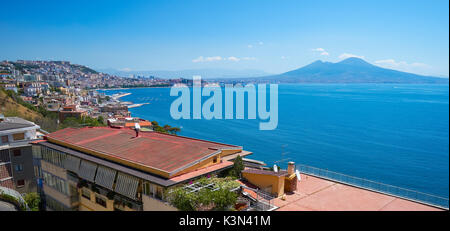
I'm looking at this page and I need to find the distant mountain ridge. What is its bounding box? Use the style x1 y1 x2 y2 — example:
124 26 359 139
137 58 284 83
252 58 448 84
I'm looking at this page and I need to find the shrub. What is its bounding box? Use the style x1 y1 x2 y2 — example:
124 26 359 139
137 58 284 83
23 192 40 211
166 177 239 211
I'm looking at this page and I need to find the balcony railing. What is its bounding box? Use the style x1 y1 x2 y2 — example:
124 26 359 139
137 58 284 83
297 164 449 209
1 138 40 149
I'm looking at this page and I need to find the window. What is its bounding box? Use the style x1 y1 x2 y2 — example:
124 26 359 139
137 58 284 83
142 182 156 197
34 166 41 178
12 133 25 141
95 195 107 207
42 171 68 195
41 146 66 167
17 179 25 187
14 164 23 172
1 135 8 143
213 156 218 163
81 188 91 200
46 196 72 211
13 149 21 157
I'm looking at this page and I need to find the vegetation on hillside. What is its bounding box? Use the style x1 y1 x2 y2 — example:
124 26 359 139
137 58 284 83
1 87 105 132
1 87 180 134
0 88 59 132
59 117 105 129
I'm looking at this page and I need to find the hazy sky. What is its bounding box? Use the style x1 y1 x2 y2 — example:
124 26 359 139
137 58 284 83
0 0 448 76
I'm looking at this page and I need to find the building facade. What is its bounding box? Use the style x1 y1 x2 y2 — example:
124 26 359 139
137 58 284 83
0 116 40 194
32 127 251 211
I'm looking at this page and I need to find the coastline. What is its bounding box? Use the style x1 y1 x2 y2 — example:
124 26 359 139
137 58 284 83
99 91 150 109
94 85 172 91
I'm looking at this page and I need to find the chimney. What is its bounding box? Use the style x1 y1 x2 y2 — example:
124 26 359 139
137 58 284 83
288 161 295 175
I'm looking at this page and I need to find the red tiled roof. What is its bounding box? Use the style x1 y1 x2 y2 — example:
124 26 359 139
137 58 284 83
236 179 259 199
45 127 242 176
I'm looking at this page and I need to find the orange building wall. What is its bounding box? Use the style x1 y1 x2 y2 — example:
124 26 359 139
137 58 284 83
242 172 285 197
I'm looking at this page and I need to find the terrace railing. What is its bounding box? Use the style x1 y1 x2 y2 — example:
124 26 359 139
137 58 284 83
296 164 449 210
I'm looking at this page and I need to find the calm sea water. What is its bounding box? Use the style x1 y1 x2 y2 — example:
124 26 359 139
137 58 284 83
99 84 449 198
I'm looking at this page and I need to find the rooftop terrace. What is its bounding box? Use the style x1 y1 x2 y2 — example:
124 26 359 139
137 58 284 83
45 127 244 178
273 173 444 211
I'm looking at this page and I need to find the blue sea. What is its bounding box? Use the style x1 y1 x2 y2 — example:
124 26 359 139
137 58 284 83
99 84 449 198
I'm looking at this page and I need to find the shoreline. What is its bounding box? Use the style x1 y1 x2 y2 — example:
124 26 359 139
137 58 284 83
100 91 149 109
94 86 172 91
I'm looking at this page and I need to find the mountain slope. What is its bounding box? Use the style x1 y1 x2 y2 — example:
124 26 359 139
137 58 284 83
0 90 43 121
0 89 59 132
258 58 448 83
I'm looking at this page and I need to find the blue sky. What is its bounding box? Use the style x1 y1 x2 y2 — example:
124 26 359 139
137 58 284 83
0 0 448 77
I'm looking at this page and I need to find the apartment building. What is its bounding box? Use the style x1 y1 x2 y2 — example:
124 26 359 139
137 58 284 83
32 126 251 211
58 105 88 123
0 116 40 194
23 82 42 97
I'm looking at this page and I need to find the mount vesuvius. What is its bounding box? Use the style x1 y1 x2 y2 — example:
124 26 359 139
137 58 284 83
245 58 448 84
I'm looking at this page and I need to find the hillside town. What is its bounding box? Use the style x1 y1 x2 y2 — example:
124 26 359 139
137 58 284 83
0 60 194 130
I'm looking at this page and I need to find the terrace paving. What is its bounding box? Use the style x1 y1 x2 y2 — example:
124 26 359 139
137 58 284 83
273 174 443 211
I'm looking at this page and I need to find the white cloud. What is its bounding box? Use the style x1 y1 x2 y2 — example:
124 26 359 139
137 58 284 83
375 59 430 68
374 59 432 74
339 53 365 59
227 56 240 62
247 45 253 48
281 56 287 60
312 48 330 56
258 41 264 45
192 56 223 63
374 59 397 65
312 48 325 52
119 68 132 72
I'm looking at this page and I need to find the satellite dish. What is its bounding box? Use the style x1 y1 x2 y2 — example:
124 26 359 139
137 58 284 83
295 170 301 181
273 165 278 173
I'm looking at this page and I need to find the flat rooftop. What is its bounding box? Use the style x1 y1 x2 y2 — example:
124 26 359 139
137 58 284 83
273 174 443 211
45 127 243 177
0 117 38 131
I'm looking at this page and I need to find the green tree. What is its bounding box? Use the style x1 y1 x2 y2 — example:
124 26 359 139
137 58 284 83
151 121 181 135
229 155 244 179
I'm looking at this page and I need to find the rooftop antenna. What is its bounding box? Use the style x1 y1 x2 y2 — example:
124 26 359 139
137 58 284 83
295 169 301 181
274 144 291 170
